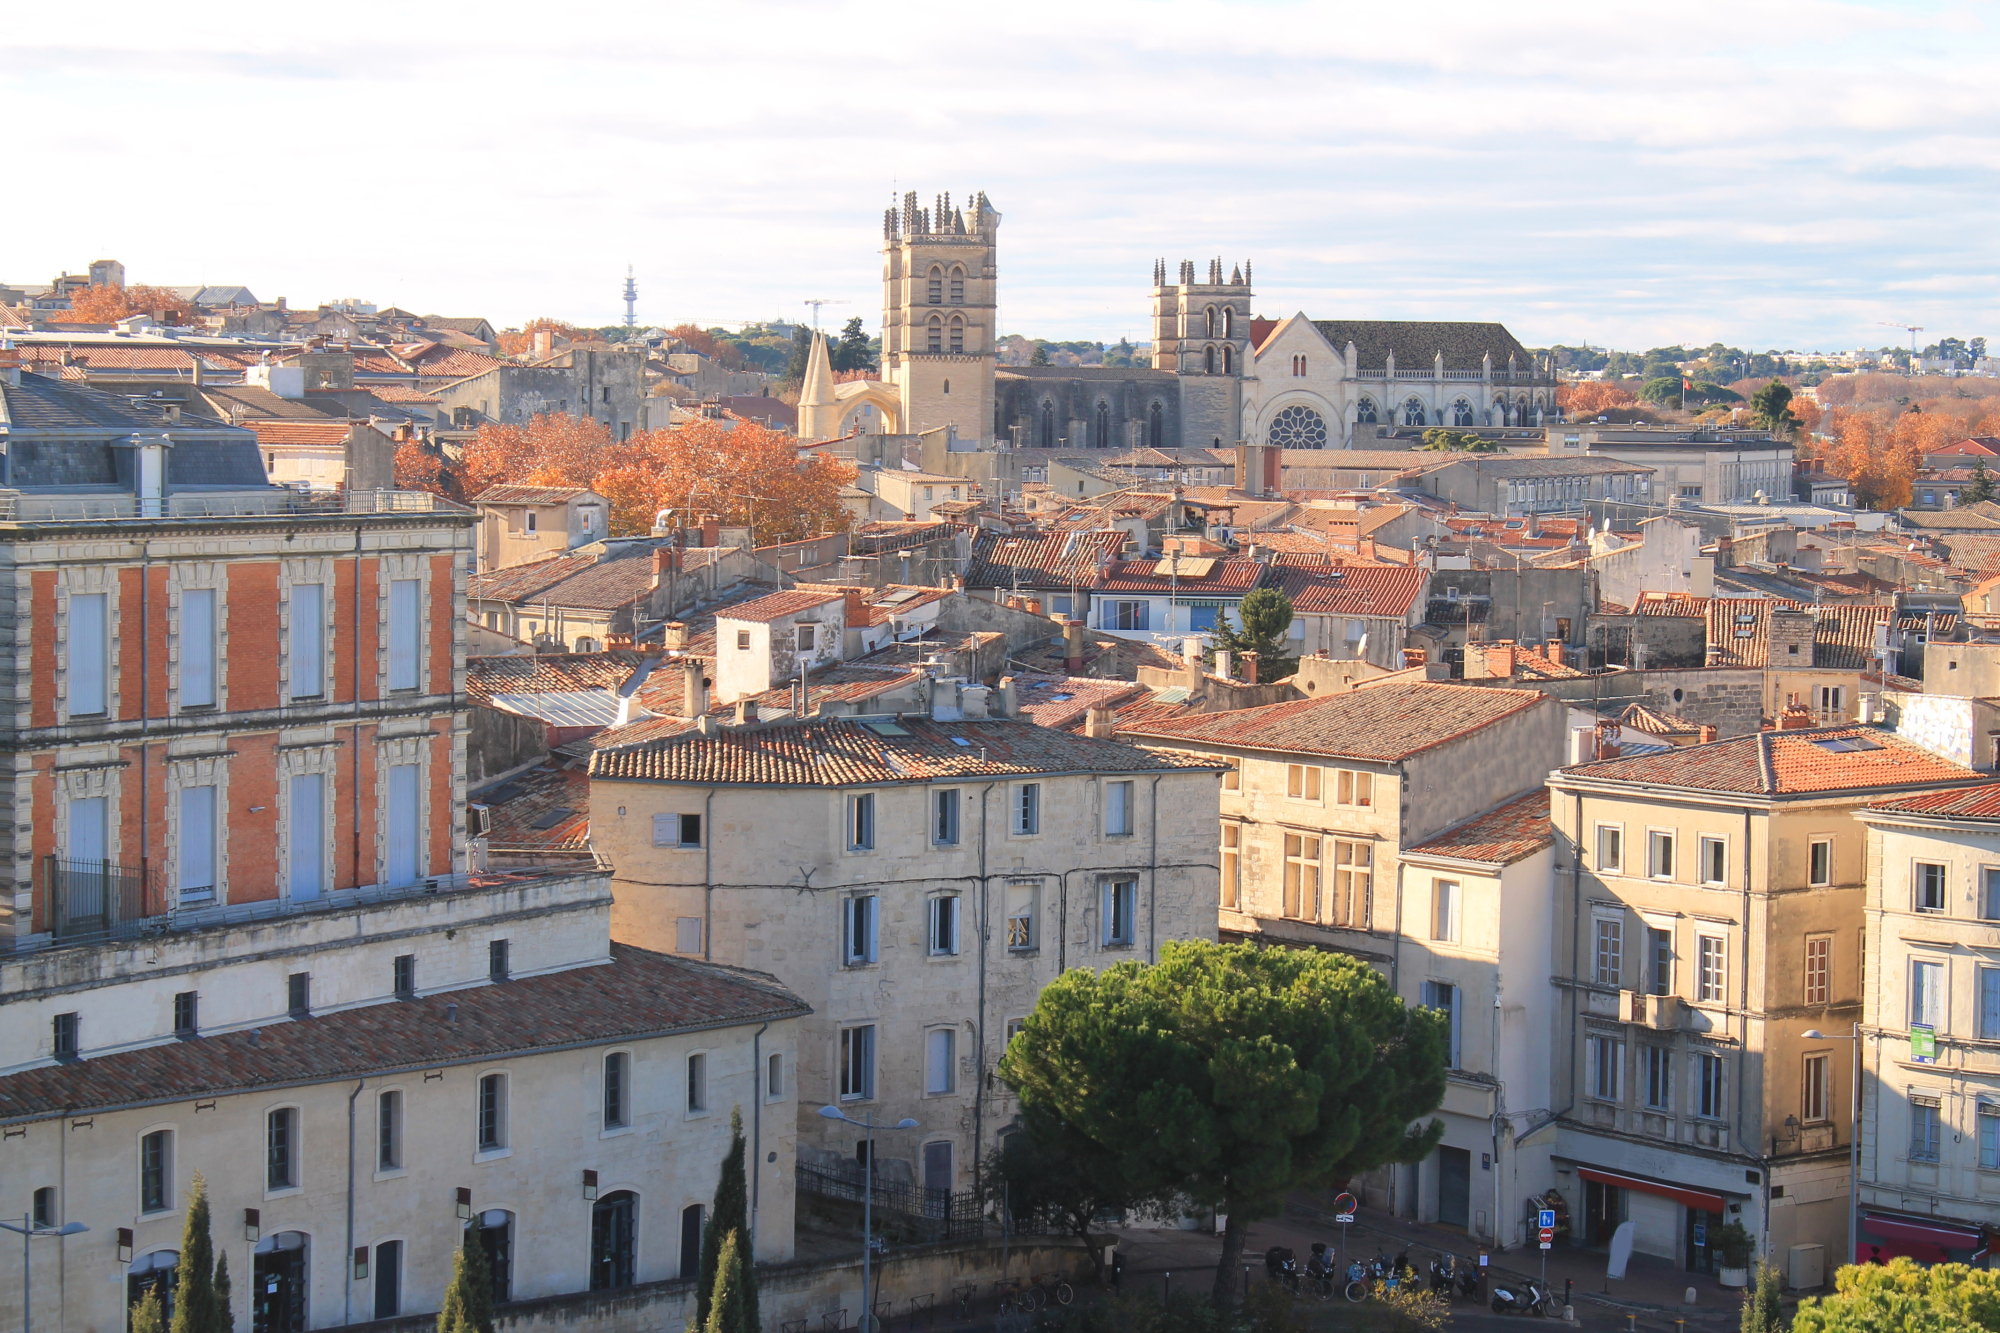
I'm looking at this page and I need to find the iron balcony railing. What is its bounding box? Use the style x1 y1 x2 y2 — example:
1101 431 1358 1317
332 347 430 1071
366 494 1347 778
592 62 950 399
45 856 161 943
0 489 467 524
796 1163 984 1242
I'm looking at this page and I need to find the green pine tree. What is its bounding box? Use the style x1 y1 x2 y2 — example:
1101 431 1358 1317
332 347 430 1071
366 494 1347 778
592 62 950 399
693 1110 756 1332
1208 587 1297 682
1029 342 1050 366
702 1231 751 1333
1964 459 1996 505
213 1253 234 1333
170 1172 222 1333
438 1226 496 1333
1741 1260 1785 1333
131 1287 167 1333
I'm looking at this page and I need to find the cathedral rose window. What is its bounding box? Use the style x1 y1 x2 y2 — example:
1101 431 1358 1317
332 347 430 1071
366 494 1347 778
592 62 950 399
1266 404 1329 449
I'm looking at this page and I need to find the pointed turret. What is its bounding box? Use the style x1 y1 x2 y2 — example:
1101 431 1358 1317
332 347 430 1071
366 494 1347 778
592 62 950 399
797 330 838 442
1244 260 1252 288
1229 264 1242 286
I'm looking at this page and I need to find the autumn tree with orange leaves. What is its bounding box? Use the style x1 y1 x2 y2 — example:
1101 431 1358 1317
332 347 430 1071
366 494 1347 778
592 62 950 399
395 413 854 542
1556 380 1639 418
664 324 744 370
62 283 192 325
497 318 584 358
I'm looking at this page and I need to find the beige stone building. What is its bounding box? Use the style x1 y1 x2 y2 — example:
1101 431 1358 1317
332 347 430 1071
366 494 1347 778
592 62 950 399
587 710 1222 1202
1545 728 1981 1281
1116 679 1568 1243
1853 782 2000 1266
472 485 609 573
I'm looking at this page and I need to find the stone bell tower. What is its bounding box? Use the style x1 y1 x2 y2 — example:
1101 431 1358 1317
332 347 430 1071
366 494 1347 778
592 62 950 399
1150 257 1252 449
882 190 999 444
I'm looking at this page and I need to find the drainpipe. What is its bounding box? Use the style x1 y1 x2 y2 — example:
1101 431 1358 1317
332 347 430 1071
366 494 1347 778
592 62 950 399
750 1020 768 1257
1569 790 1585 1110
1147 776 1162 962
703 789 717 960
1492 990 1505 1250
1741 804 1754 1252
351 527 363 888
139 540 151 909
974 782 994 1194
344 1077 365 1326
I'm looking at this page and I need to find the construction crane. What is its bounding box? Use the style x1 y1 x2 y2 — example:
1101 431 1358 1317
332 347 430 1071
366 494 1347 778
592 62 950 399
1877 321 1924 358
801 298 849 333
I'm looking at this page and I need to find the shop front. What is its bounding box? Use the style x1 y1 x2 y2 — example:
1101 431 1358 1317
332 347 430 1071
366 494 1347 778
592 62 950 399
1855 1213 1988 1268
1572 1165 1732 1270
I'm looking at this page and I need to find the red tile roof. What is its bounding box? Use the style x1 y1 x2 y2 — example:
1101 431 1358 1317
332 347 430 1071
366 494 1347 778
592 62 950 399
717 590 844 623
477 765 591 850
466 651 651 702
1093 557 1267 595
1558 725 1980 797
1404 789 1552 866
965 529 1127 590
475 485 597 505
1117 681 1552 762
244 420 353 446
1008 673 1148 730
0 944 806 1123
468 552 600 604
1266 559 1427 619
1868 782 2000 820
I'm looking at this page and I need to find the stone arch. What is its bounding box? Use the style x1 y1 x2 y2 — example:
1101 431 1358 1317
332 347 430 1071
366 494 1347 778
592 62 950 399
948 265 966 305
1222 307 1235 339
1204 306 1216 337
1204 345 1216 374
926 266 943 305
1355 397 1378 424
835 380 900 434
1222 344 1234 375
1403 397 1427 427
949 315 964 355
1039 401 1056 449
1266 402 1330 449
1452 399 1475 427
1148 401 1165 448
1095 400 1111 449
926 315 943 353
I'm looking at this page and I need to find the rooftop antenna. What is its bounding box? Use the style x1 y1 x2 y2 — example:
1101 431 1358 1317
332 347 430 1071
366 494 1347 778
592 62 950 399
623 266 638 334
802 299 849 333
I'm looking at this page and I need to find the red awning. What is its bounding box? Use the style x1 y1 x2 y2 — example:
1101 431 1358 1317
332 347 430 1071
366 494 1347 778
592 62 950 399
1861 1214 1983 1250
1577 1166 1728 1214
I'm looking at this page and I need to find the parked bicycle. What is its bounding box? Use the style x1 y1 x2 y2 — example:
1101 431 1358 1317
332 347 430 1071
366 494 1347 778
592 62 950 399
1030 1272 1075 1307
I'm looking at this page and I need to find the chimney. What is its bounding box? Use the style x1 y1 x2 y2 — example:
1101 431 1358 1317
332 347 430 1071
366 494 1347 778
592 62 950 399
1594 719 1621 761
532 328 554 359
1063 620 1087 674
1240 651 1260 683
1357 537 1377 561
1402 647 1427 669
1084 705 1117 739
652 546 677 589
1778 701 1818 730
1215 650 1232 681
701 516 720 548
735 698 759 725
664 621 690 651
0 347 20 387
844 588 868 625
996 675 1019 718
681 660 708 717
1547 640 1565 667
1697 724 1718 744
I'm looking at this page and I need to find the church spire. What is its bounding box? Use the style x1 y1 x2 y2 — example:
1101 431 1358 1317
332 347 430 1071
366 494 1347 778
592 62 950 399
797 330 836 442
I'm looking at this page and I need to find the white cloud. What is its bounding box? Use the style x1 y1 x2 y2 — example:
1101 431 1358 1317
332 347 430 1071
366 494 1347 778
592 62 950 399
5 0 1998 350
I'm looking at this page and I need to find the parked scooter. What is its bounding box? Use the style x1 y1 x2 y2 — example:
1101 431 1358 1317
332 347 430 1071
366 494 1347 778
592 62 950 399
1302 1243 1338 1300
1490 1274 1556 1316
1427 1254 1453 1295
1455 1256 1485 1301
1264 1246 1300 1294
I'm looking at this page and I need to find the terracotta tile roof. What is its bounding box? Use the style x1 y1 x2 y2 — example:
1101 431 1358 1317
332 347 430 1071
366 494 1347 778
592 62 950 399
17 344 200 372
244 420 354 446
475 485 596 505
1008 631 1185 681
1116 681 1552 762
360 383 440 404
1558 725 1981 797
965 529 1127 590
1937 438 2000 457
851 521 957 554
1619 703 1702 737
1093 557 1267 596
590 717 1217 787
1870 782 2000 820
468 553 600 604
200 385 350 421
406 346 506 379
466 651 651 702
475 764 592 849
1265 559 1427 618
717 589 844 624
1404 788 1552 865
1630 594 1900 669
1008 673 1148 730
0 944 807 1123
1511 644 1591 680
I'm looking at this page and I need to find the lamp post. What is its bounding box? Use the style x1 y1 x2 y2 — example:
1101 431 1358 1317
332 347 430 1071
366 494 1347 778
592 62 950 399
1 1213 89 1333
1805 1025 1862 1269
818 1104 918 1333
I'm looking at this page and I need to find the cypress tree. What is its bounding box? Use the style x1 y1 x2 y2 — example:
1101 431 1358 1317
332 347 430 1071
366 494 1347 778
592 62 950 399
213 1254 235 1333
439 1227 496 1333
694 1109 754 1332
702 1231 750 1333
131 1287 167 1333
170 1172 221 1333
1742 1260 1785 1333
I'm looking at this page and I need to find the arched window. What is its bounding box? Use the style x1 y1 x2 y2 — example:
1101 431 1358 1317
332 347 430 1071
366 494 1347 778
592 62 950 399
129 1251 180 1327
473 1211 513 1303
1203 345 1216 374
1403 398 1427 427
949 266 965 304
1148 402 1164 448
1039 402 1055 449
926 267 943 305
252 1233 310 1331
1095 401 1111 449
1293 355 1308 377
1204 307 1216 338
589 1191 638 1290
1517 395 1530 421
1452 399 1475 427
1221 345 1233 374
949 316 964 355
1266 404 1329 449
927 316 942 354
1222 307 1234 338
1355 397 1377 424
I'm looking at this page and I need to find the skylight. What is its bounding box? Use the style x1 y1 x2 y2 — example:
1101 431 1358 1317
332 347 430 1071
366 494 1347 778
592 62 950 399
861 718 910 737
1812 736 1883 753
950 737 973 747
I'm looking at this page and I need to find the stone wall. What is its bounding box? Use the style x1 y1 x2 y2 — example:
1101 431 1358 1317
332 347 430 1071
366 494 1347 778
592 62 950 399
1512 666 1767 736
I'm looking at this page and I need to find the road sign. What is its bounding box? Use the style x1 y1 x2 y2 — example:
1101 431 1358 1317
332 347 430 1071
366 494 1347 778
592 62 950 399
1334 1192 1358 1216
1540 1228 1555 1249
1539 1208 1557 1230
1335 1213 1355 1224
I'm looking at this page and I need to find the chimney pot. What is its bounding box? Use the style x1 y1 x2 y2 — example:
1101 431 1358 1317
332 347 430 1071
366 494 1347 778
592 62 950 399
736 699 758 725
1240 651 1260 683
1697 724 1718 744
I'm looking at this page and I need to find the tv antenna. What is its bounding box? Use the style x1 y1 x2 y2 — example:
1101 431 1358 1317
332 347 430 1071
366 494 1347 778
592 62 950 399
622 266 638 334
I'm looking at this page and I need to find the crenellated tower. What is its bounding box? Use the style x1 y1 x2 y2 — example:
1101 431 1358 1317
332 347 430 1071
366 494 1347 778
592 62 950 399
882 190 1000 444
1150 257 1253 447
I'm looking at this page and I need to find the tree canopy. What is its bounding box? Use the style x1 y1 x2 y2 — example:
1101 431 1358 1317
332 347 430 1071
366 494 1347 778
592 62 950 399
1417 428 1500 453
169 1173 228 1333
1749 379 1798 435
63 283 192 325
1208 588 1297 682
983 1101 1184 1281
831 316 877 374
1790 1258 2000 1332
437 1228 496 1333
998 939 1449 1303
1966 460 1996 505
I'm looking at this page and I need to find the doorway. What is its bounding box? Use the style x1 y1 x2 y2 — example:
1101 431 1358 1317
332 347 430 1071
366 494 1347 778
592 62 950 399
1583 1179 1628 1246
1685 1207 1723 1274
677 1202 704 1282
590 1192 638 1290
252 1235 307 1333
923 1141 953 1218
476 1211 513 1303
1437 1146 1472 1230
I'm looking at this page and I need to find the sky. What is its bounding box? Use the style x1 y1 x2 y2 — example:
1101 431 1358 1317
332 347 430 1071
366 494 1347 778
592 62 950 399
7 0 1999 353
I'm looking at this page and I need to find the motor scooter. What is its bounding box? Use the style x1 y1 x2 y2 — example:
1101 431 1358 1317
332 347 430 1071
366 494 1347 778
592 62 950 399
1490 1274 1556 1316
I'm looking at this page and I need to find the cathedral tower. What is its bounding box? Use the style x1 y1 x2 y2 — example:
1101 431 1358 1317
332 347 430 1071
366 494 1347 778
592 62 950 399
1151 257 1252 448
882 190 999 444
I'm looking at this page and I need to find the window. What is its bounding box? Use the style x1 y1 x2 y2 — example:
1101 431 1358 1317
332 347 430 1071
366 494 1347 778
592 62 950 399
1006 881 1036 951
949 267 964 304
1643 1045 1673 1109
1804 934 1831 1006
1647 927 1674 996
926 267 942 304
1222 759 1240 791
288 772 324 901
1810 838 1832 887
676 917 702 954
950 318 965 355
177 785 217 905
393 954 416 999
387 579 421 691
288 972 311 1018
590 1193 638 1290
373 1240 402 1319
686 1052 708 1113
1981 1107 2000 1170
141 1129 172 1213
927 317 942 353
1694 1051 1725 1119
735 629 750 651
1220 824 1241 909
840 1025 876 1099
1700 836 1727 886
1697 935 1727 1003
1911 1098 1942 1162
1287 764 1322 801
32 1187 55 1228
1282 833 1322 920
926 1028 956 1094
1802 1054 1828 1123
767 1052 784 1099
377 1091 402 1170
1433 880 1460 943
1912 958 1945 1030
1985 867 2000 920
1102 878 1137 947
385 763 420 886
267 1108 298 1190
843 895 878 965
934 788 961 845
180 588 216 708
1421 981 1461 1067
1108 599 1148 631
173 991 198 1039
1013 783 1039 834
288 583 325 698
653 813 702 848
849 793 875 850
489 938 510 981
1590 1034 1623 1101
928 895 960 955
1916 862 1947 913
1335 769 1373 807
524 510 538 534
477 1074 507 1149
1595 917 1624 987
1105 781 1134 836
1332 840 1372 929
1648 830 1674 879
1597 825 1623 872
53 1011 78 1061
1983 967 2000 1041
67 592 108 715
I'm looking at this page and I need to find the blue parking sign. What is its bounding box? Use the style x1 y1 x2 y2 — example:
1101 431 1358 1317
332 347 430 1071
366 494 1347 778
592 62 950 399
1538 1209 1556 1230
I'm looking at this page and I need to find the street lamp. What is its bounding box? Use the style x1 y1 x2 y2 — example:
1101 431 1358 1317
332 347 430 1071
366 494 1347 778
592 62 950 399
818 1104 919 1332
1 1213 89 1333
1805 1026 1862 1269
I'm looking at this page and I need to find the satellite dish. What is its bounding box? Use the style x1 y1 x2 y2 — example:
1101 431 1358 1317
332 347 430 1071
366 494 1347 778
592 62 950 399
1606 1220 1636 1281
